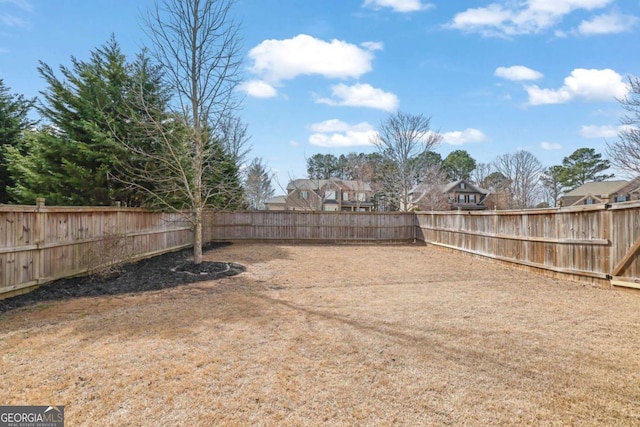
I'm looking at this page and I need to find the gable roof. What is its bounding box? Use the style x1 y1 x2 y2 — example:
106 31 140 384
614 176 640 195
563 180 629 197
287 178 372 192
265 195 286 204
411 179 488 195
442 179 488 194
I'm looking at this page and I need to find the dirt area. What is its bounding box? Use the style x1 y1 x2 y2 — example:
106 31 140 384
1 243 640 426
0 242 245 314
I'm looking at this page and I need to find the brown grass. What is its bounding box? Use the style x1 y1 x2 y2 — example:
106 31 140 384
2 243 640 426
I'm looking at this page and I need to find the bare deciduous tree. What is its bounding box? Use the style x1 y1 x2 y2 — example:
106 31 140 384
219 113 251 167
411 165 449 211
607 76 640 177
472 162 493 187
493 150 543 209
244 157 274 210
372 111 442 211
115 0 243 264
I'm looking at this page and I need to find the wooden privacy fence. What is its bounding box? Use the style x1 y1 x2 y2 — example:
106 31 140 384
1 208 416 298
0 202 193 298
206 211 416 242
415 201 640 288
3 203 640 297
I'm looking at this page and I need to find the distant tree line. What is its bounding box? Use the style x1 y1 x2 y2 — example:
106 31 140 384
307 124 615 211
1 12 638 219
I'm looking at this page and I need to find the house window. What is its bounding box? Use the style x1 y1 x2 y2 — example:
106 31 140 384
585 198 595 205
325 190 336 200
460 182 466 189
456 194 477 204
343 192 349 201
357 192 366 202
614 195 629 202
299 191 308 200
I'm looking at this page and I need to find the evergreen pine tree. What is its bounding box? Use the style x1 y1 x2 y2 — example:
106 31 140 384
0 79 35 203
7 36 170 206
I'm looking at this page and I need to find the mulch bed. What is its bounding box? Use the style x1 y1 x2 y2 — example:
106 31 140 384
0 242 245 314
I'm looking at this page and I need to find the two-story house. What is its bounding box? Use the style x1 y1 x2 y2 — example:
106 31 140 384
283 179 374 211
559 177 640 206
410 179 489 211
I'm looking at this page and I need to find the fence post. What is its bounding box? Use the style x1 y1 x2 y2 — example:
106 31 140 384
34 198 46 284
603 205 613 284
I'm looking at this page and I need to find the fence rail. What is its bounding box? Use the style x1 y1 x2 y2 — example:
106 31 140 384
1 208 416 298
0 203 193 298
2 203 640 298
415 201 640 288
206 211 416 242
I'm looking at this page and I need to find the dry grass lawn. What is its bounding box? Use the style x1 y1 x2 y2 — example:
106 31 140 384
1 243 640 426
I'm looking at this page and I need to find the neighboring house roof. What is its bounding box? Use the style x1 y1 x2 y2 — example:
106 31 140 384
410 179 488 195
265 195 286 204
563 180 629 197
611 176 640 196
287 179 373 192
442 179 488 194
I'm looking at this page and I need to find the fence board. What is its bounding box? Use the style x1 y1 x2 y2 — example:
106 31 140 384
4 202 640 297
1 205 193 297
416 202 640 287
206 211 416 243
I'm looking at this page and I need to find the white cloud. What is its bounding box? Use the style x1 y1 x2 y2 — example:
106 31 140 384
540 141 563 150
495 65 543 81
362 0 434 13
310 119 367 133
316 83 399 112
577 13 638 35
441 128 488 145
580 124 632 138
309 120 377 148
449 0 613 36
247 34 374 84
360 41 384 51
526 68 628 105
239 80 277 98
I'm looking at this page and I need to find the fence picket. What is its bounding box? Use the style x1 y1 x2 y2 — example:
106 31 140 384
3 202 640 297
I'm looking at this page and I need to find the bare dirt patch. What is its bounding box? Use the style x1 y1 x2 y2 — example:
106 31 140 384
1 243 640 426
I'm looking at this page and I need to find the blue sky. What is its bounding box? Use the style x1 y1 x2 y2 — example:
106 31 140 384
1 0 638 189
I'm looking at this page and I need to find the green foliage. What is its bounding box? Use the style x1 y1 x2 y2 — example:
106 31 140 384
307 154 347 179
443 149 476 181
540 166 567 207
0 79 36 203
482 171 510 190
6 128 109 205
204 138 245 211
6 36 172 206
559 148 613 190
416 150 443 169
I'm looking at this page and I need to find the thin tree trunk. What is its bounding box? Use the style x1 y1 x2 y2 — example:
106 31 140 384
193 207 203 264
